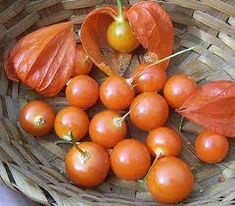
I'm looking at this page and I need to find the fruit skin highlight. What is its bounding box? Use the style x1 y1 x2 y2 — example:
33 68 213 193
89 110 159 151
54 106 89 141
195 130 229 163
164 74 197 109
147 157 194 204
19 100 55 136
100 76 135 111
66 75 99 110
110 139 151 180
130 92 169 131
65 142 110 187
89 110 127 149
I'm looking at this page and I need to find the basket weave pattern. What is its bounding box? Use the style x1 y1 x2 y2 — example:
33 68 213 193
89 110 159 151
0 0 235 205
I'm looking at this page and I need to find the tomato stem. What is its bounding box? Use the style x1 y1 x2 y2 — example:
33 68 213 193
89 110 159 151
178 116 185 131
114 95 142 127
139 151 163 192
113 112 128 127
129 47 196 86
115 92 149 127
148 46 196 68
126 77 133 85
55 140 73 145
34 116 45 126
116 0 124 22
69 131 89 161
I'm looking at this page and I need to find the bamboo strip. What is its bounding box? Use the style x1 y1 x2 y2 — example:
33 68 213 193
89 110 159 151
36 10 73 27
38 140 66 159
187 26 235 55
11 141 37 165
167 0 208 11
0 25 7 41
219 32 235 51
61 0 103 10
193 11 235 36
10 167 49 205
0 120 10 139
0 0 28 25
38 165 67 182
198 56 225 72
208 45 235 67
170 12 196 25
24 144 52 168
26 0 61 12
0 162 15 190
4 96 18 121
228 17 235 26
8 163 50 189
5 12 40 40
180 39 208 55
201 0 235 16
0 64 9 95
0 140 27 168
0 98 3 118
206 70 233 81
224 65 235 79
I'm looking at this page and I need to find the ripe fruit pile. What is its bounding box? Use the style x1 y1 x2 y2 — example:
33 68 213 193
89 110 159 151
10 0 232 205
19 55 231 204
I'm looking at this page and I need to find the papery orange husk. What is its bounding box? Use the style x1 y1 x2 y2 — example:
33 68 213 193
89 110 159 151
177 81 235 137
80 7 132 76
126 1 174 70
80 2 174 75
4 22 76 97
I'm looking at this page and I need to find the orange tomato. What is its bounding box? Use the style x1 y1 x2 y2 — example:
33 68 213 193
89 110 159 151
107 20 139 53
164 74 197 109
66 75 99 110
195 130 229 163
110 139 151 180
65 142 110 187
54 106 89 141
132 63 167 93
89 110 127 148
147 127 182 157
100 76 135 111
147 156 194 204
19 100 55 136
130 92 169 131
72 45 92 77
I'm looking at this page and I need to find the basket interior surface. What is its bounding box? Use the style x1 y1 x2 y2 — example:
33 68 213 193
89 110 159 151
0 0 235 205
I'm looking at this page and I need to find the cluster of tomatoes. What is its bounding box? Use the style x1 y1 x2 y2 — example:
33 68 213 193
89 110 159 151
18 42 230 204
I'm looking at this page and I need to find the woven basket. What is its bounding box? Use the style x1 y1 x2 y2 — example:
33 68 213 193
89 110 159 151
0 0 235 205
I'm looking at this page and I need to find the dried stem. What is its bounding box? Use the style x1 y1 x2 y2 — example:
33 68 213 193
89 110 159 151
69 131 87 157
129 46 196 83
55 140 73 145
139 150 163 191
148 47 196 67
113 93 146 127
34 116 45 126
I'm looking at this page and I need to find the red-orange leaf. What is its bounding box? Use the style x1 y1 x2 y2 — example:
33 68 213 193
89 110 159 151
177 81 235 137
4 22 76 97
126 1 174 70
